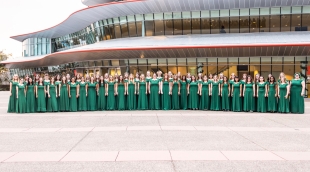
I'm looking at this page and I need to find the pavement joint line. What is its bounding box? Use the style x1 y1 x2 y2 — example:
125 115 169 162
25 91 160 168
0 152 19 163
155 114 163 131
227 127 269 152
56 128 63 132
114 151 120 161
219 151 229 160
58 127 95 162
261 115 292 128
168 150 177 172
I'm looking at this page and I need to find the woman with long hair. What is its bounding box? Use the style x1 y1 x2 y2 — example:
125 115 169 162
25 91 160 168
267 76 277 112
221 76 230 111
290 73 305 114
16 78 27 113
97 76 106 111
137 74 148 110
47 77 58 112
78 77 88 111
149 73 160 110
231 76 242 112
127 74 136 110
257 76 268 113
87 76 97 111
36 77 46 112
171 75 180 110
55 75 61 110
68 77 79 112
188 75 199 110
243 75 255 112
26 77 36 113
162 73 171 110
180 75 188 110
106 75 116 110
59 76 69 112
7 74 19 113
200 75 211 110
278 77 290 113
210 75 221 111
116 75 126 110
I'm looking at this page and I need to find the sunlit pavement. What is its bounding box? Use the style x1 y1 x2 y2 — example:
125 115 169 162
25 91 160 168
1 91 310 172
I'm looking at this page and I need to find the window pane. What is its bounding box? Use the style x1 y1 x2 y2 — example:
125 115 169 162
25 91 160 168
128 22 137 37
201 10 210 18
154 13 163 20
219 16 229 33
183 18 191 34
145 21 154 36
260 15 269 32
136 21 142 36
250 16 260 32
192 18 201 34
302 7 310 31
240 16 249 33
230 16 239 33
192 11 200 18
270 14 280 32
154 20 164 36
145 14 153 20
211 18 219 34
174 19 182 35
120 23 129 37
164 12 173 19
201 18 210 34
173 12 182 19
165 20 174 35
114 24 121 38
182 11 191 19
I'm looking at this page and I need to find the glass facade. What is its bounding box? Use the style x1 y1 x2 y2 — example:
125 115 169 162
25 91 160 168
22 38 51 57
50 6 310 53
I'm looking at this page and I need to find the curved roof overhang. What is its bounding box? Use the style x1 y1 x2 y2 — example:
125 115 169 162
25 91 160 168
3 32 310 69
11 0 310 42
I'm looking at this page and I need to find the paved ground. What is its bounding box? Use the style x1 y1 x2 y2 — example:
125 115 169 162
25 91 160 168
0 91 310 172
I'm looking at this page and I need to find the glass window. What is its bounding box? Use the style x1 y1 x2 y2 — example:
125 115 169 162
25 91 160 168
281 7 291 31
154 13 163 20
192 11 200 18
192 18 201 34
167 58 177 74
302 6 310 31
164 12 173 19
119 16 127 23
135 14 143 21
145 14 153 20
174 19 182 35
114 24 121 38
128 22 137 37
182 11 191 19
165 19 174 35
201 10 210 18
240 9 249 33
173 12 182 19
197 58 207 75
292 14 301 31
201 18 210 34
183 18 191 34
154 20 164 36
250 9 259 32
136 21 143 37
145 21 154 36
127 15 135 22
121 23 129 38
211 10 219 34
270 8 281 32
230 10 239 33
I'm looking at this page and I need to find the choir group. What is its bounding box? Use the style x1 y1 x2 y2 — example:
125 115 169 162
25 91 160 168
7 71 305 114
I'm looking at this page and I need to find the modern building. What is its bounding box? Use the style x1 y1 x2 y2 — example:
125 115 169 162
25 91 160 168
2 0 310 86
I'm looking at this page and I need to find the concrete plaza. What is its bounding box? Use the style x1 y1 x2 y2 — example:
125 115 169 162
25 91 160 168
0 91 310 172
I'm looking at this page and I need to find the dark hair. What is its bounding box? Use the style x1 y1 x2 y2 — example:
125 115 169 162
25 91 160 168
27 77 33 85
246 75 253 82
259 76 265 82
234 76 239 82
223 76 228 83
182 75 186 80
269 76 275 83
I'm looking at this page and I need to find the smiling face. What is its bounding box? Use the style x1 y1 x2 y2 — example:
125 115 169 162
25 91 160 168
153 73 157 79
295 73 300 79
19 78 24 84
259 76 264 82
203 75 208 81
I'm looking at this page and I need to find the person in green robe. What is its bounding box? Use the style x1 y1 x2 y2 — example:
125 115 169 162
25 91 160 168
278 77 290 113
47 77 58 112
127 74 136 110
68 77 78 112
7 74 19 113
221 76 230 111
149 73 160 110
145 71 152 108
199 75 211 110
78 77 88 111
171 75 180 110
180 76 188 110
16 78 27 113
290 73 305 114
87 77 97 111
116 75 126 110
161 74 171 110
240 73 247 110
97 76 106 110
55 75 62 111
137 74 148 110
59 76 70 112
106 75 116 110
157 71 163 109
231 76 242 112
243 75 255 112
253 73 260 112
36 77 46 112
188 75 199 110
26 77 36 113
267 76 277 112
257 76 268 113
135 73 140 108
210 75 221 111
